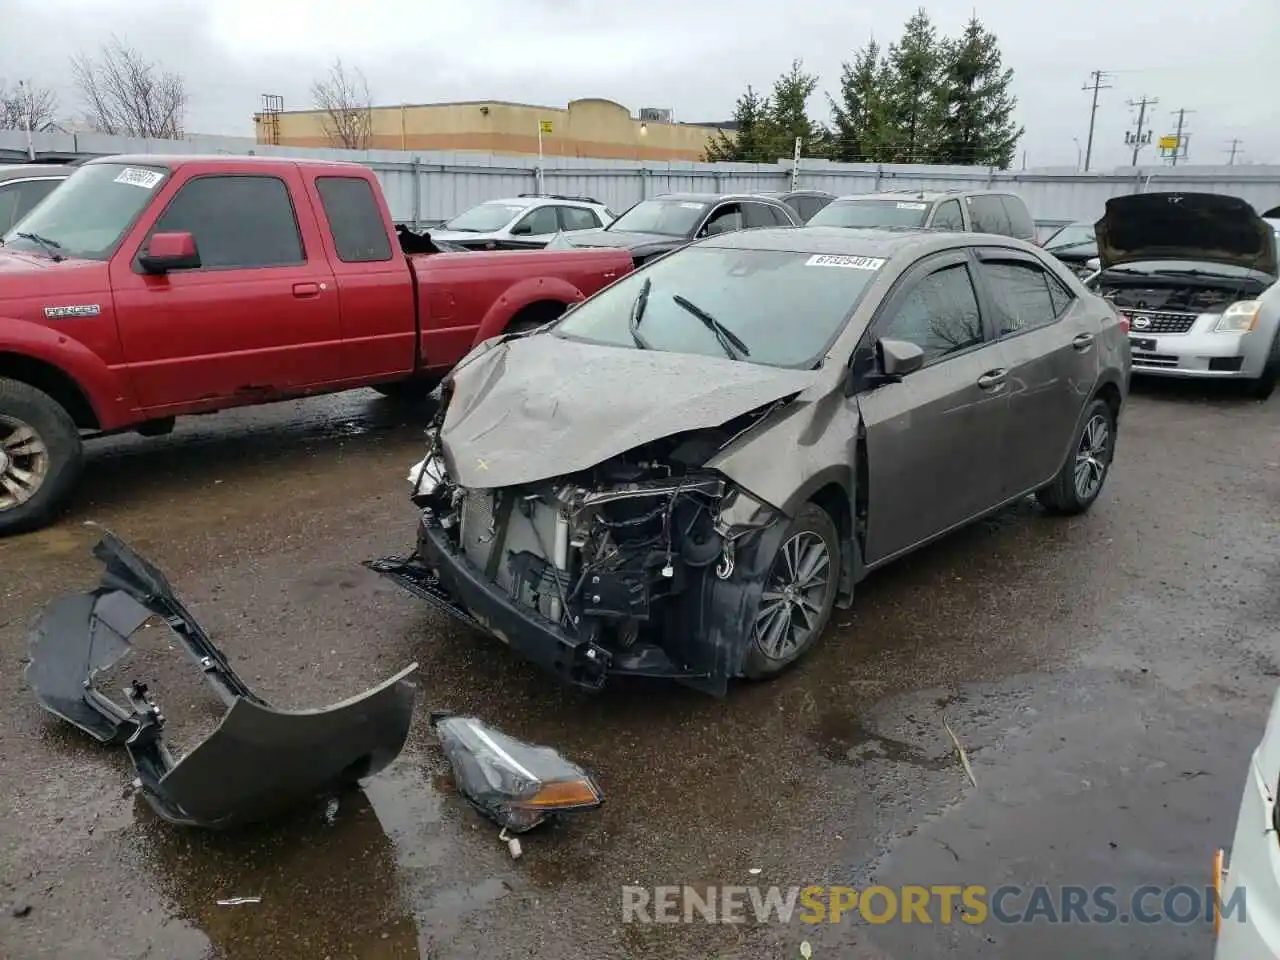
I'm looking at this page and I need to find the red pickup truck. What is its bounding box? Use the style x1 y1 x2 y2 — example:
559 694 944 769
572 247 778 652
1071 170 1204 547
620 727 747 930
0 155 633 535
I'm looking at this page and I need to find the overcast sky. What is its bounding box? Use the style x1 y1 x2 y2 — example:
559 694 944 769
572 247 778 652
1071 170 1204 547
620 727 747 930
3 0 1276 168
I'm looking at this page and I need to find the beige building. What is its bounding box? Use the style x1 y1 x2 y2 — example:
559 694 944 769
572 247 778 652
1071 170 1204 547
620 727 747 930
254 98 727 162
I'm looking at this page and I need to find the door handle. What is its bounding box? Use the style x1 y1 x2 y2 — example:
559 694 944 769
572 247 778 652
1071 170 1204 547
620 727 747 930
292 282 321 298
976 369 1007 390
1072 333 1095 350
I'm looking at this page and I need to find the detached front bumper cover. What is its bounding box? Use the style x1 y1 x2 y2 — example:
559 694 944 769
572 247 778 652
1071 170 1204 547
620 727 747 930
25 528 419 829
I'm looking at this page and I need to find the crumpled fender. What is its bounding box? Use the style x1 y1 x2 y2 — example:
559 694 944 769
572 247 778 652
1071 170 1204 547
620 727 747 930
0 316 139 429
471 275 588 344
24 528 419 829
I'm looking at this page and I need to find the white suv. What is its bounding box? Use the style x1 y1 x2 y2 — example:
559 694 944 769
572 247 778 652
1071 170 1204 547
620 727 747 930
430 194 616 250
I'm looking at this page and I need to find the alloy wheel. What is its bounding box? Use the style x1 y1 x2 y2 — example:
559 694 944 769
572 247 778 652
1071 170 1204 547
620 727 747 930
1073 412 1111 502
753 530 832 660
0 415 50 511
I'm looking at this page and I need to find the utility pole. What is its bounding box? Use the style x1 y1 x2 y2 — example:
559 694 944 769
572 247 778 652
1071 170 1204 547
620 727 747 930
1080 70 1113 172
17 79 34 161
1168 107 1195 166
1125 95 1158 166
1225 138 1243 165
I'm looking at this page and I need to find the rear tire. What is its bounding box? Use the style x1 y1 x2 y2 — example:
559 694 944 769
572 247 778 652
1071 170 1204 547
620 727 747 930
0 377 84 537
1036 397 1116 516
742 503 840 680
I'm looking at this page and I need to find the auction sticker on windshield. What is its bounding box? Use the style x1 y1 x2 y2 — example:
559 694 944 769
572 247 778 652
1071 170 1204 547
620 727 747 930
114 168 165 190
806 254 886 270
896 202 928 210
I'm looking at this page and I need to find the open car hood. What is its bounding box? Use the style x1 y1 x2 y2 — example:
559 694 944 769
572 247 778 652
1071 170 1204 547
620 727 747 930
1094 193 1278 275
25 529 418 828
438 333 817 488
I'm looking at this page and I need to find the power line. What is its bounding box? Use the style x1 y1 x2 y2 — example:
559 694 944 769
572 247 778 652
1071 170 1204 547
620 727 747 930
1124 95 1159 166
1080 70 1113 172
1225 138 1244 165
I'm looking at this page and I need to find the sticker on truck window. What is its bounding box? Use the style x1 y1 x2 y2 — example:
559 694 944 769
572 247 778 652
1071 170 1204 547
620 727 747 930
805 254 886 270
114 168 165 190
896 201 928 210
679 202 704 209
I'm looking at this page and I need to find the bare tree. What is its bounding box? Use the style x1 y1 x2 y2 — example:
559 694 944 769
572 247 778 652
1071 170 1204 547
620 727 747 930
70 36 187 139
310 58 374 150
0 80 59 132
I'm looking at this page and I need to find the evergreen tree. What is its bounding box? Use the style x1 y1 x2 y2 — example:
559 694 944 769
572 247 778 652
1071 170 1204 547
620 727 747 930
883 9 945 162
703 85 773 162
827 39 887 162
767 59 824 159
935 15 1023 167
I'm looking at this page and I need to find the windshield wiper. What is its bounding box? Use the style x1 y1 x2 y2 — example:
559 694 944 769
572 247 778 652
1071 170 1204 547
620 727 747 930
16 231 64 262
1046 240 1096 253
629 276 654 350
672 295 750 361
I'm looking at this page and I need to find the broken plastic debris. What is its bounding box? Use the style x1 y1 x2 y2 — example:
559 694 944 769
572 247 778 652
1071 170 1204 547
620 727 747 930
216 896 261 906
24 528 419 829
748 867 762 875
433 712 603 834
500 827 523 859
800 941 813 959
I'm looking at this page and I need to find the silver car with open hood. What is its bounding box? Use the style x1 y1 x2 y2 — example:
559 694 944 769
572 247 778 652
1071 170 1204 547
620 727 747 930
371 226 1129 695
1089 192 1280 398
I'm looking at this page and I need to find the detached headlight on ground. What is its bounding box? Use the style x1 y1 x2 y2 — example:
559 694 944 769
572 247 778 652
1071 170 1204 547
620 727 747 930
1215 301 1262 333
433 713 603 833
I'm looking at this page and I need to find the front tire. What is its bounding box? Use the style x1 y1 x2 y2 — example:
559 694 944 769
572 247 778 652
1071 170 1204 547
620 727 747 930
1242 335 1279 400
742 503 840 680
1036 397 1116 516
0 378 85 536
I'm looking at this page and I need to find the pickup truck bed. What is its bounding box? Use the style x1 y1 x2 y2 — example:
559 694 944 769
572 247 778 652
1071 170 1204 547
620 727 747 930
0 154 633 534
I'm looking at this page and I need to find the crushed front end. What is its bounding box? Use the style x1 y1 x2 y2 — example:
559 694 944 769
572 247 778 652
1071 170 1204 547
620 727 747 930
369 413 791 696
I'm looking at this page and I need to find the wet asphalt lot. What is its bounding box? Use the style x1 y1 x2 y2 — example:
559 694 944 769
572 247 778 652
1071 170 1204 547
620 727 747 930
0 381 1277 959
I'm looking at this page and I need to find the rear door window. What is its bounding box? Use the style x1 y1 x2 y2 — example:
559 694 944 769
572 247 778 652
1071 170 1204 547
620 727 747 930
558 206 601 231
998 195 1036 240
315 176 393 263
979 258 1060 337
967 195 1012 236
743 202 788 228
929 199 964 231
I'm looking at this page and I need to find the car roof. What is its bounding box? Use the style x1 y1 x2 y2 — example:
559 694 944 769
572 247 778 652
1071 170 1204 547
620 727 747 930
0 164 72 182
654 191 792 205
84 154 375 172
828 189 1014 203
700 225 946 256
753 189 837 200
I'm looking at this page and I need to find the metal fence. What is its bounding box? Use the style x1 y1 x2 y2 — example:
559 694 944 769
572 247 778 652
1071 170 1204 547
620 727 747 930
4 129 1279 240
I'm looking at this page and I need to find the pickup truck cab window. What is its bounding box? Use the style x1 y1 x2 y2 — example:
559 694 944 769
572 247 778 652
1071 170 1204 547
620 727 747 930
146 175 305 270
315 176 392 263
1 162 169 261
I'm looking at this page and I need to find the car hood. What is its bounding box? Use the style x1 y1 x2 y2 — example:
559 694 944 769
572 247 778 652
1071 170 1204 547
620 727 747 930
438 333 818 488
560 229 679 250
1095 193 1278 275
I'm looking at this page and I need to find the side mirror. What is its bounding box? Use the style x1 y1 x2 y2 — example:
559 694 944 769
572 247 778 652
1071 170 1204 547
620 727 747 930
139 232 200 274
510 222 533 236
877 338 925 378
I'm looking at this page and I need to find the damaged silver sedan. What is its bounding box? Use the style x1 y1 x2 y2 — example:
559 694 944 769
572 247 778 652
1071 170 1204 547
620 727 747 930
371 226 1130 695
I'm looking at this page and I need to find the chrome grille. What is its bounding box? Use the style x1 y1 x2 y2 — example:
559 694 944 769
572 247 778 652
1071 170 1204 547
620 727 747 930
1131 352 1179 368
1123 310 1198 334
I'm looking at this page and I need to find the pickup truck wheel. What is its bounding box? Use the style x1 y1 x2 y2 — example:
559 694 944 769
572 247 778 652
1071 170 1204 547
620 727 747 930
742 503 840 680
0 378 84 536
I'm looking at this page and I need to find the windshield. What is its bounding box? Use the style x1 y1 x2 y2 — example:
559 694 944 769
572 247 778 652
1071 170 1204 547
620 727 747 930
808 199 930 229
443 202 525 232
0 162 169 261
1045 224 1097 252
553 245 883 367
607 199 709 237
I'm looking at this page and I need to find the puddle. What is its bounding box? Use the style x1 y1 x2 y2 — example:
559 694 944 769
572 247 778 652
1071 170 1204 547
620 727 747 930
810 713 955 771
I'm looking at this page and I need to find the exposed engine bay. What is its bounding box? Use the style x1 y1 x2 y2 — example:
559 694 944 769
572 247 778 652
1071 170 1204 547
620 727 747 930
369 393 805 695
1100 275 1270 315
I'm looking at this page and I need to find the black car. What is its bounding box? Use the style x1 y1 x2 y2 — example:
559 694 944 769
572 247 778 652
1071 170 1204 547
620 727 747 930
546 192 802 266
1040 221 1098 278
752 189 836 222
